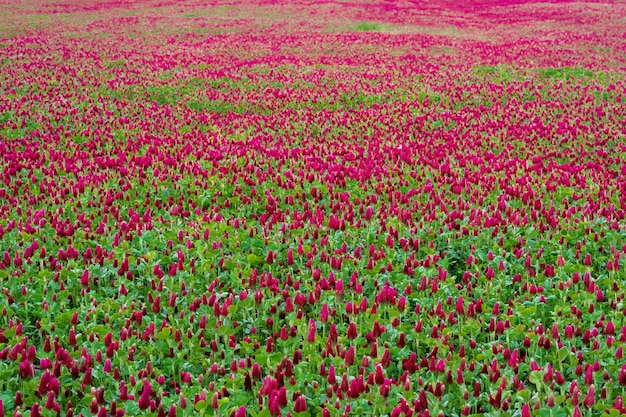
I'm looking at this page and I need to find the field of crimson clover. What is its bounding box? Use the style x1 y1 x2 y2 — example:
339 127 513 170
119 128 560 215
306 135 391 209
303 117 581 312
1 0 626 416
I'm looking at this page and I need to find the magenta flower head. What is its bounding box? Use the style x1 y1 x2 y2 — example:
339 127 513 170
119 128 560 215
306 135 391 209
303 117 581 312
138 379 152 410
320 304 329 323
307 319 316 343
19 359 34 379
397 296 406 311
456 296 465 315
31 403 41 417
80 269 90 287
294 396 307 412
584 384 595 408
345 346 355 366
521 403 532 417
347 322 357 340
235 406 246 417
268 392 280 416
619 364 626 386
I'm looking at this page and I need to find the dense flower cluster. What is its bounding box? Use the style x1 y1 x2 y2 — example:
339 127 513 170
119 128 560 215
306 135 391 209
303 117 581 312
1 0 625 416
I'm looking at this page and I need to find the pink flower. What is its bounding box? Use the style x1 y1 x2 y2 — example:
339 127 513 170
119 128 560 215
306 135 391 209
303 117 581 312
379 381 390 397
18 359 34 379
347 322 357 339
307 319 316 343
345 346 355 366
138 379 152 410
606 321 616 335
278 387 287 406
320 304 329 322
294 396 307 412
30 403 41 417
456 296 465 315
80 269 90 287
268 392 280 416
397 296 406 311
583 385 595 408
327 365 336 385
619 364 626 386
44 391 56 410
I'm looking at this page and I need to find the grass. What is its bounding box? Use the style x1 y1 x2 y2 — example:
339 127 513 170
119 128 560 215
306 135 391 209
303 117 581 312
472 64 524 83
103 59 126 69
470 65 622 91
353 21 383 32
188 99 249 114
535 66 595 80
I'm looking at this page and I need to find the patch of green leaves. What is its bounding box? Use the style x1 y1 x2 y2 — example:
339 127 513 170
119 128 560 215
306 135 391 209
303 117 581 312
353 21 383 32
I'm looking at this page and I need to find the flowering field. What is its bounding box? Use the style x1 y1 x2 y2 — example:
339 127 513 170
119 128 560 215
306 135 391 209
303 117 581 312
1 0 626 416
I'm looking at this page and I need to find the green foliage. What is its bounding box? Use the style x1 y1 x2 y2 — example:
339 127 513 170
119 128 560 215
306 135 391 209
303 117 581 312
353 21 383 31
471 64 521 83
536 66 594 80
